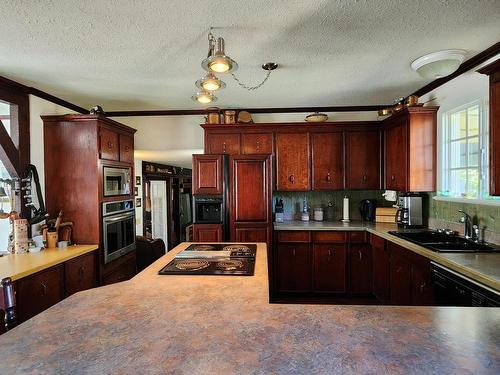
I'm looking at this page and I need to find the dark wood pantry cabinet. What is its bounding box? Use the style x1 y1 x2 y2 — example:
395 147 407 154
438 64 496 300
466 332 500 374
192 154 224 195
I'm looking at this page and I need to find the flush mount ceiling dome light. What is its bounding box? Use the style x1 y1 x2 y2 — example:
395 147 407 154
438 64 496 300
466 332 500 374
411 49 466 79
191 90 216 104
191 28 278 104
195 72 226 91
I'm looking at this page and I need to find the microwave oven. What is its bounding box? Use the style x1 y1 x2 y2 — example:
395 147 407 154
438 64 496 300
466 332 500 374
103 166 131 197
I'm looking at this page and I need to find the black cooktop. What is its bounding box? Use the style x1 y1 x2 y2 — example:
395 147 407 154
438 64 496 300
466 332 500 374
158 244 256 276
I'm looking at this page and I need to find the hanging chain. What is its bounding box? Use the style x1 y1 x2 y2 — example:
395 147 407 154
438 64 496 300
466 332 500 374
230 69 272 91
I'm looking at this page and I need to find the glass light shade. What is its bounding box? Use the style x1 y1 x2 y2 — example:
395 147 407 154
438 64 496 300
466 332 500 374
195 74 226 91
201 37 238 73
411 50 466 79
191 90 216 104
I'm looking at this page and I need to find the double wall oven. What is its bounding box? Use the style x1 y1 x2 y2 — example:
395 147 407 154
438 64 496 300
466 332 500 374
102 199 136 264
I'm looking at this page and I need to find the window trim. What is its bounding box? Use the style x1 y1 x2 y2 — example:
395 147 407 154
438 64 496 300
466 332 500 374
439 98 493 200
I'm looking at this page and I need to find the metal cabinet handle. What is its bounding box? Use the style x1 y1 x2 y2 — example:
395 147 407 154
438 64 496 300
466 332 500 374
292 248 296 257
363 174 367 181
396 266 402 273
79 266 86 276
41 282 47 296
124 145 130 152
420 282 426 292
289 174 295 183
328 249 332 257
107 141 113 149
391 175 396 181
358 250 362 260
326 173 332 183
222 142 227 153
256 140 261 150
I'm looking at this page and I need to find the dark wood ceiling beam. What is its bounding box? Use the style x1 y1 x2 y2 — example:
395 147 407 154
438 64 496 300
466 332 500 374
411 41 500 98
0 76 88 114
105 105 388 117
0 119 20 176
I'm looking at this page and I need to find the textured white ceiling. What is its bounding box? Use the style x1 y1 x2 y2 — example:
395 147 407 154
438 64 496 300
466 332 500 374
1 0 499 111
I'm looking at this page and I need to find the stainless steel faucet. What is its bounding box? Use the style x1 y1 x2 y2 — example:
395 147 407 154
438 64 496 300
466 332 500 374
458 210 479 241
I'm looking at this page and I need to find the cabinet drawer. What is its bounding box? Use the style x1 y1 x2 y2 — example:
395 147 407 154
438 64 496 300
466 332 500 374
102 258 136 286
241 133 273 154
65 252 97 297
100 127 119 161
16 265 64 322
312 231 346 243
349 231 367 243
276 231 310 243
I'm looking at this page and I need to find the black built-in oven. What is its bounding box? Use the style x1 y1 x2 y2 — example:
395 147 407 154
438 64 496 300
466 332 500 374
102 199 136 264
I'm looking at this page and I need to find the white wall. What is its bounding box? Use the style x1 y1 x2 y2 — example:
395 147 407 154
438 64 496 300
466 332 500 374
29 95 77 200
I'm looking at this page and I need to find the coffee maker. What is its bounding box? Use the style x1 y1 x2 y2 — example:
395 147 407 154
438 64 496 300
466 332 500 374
395 194 423 228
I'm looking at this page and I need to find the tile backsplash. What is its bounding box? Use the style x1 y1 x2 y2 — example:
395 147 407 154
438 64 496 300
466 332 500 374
272 190 394 222
427 193 500 243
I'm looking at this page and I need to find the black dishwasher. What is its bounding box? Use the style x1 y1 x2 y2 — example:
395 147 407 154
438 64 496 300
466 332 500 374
431 262 500 307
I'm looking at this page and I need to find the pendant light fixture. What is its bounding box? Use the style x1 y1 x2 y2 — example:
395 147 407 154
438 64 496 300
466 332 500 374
191 28 278 104
191 90 216 104
195 72 226 91
201 36 238 74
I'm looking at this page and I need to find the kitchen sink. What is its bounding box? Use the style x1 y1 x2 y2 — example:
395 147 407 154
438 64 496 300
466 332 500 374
388 230 500 253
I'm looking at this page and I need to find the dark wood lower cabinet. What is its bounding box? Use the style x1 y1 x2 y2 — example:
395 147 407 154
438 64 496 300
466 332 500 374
276 243 311 293
192 224 223 242
65 252 97 297
389 252 412 305
16 265 65 322
312 244 346 292
371 235 390 303
348 243 372 293
102 250 137 286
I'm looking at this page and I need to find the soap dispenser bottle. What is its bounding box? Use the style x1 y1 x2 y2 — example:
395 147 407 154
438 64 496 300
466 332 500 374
301 198 310 221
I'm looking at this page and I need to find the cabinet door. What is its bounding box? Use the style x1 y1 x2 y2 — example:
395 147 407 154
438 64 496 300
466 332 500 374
346 131 381 189
348 243 372 293
230 155 271 222
312 244 346 292
390 252 412 305
276 243 311 292
276 133 310 191
206 133 240 155
65 252 97 297
411 261 434 306
241 133 273 154
100 127 119 161
16 265 64 322
119 134 134 164
311 132 344 190
371 235 390 303
192 155 223 195
385 121 407 191
193 224 223 242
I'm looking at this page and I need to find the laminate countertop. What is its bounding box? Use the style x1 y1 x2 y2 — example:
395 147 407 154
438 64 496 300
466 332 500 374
0 242 499 374
275 221 500 292
0 245 99 281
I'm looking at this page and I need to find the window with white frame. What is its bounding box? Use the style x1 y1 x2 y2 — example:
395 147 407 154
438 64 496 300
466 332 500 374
440 99 494 199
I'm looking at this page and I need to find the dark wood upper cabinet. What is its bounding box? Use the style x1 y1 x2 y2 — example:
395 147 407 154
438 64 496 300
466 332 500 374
479 60 500 196
205 133 240 155
241 133 273 155
230 155 271 222
119 134 134 164
346 130 381 189
384 107 438 192
384 118 408 191
311 132 344 190
99 127 119 161
192 154 223 195
276 132 310 191
312 243 346 292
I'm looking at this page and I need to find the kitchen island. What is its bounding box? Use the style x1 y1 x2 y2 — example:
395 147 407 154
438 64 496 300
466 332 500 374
0 242 499 374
